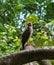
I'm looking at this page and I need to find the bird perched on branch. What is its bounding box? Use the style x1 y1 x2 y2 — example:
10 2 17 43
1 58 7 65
21 22 33 49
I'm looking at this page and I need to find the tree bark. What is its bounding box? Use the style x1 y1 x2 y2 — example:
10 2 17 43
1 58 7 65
0 46 54 65
22 45 52 65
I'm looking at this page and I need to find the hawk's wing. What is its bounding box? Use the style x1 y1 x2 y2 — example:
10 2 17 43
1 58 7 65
22 26 31 44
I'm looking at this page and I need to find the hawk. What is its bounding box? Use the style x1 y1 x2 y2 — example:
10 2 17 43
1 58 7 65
21 22 33 49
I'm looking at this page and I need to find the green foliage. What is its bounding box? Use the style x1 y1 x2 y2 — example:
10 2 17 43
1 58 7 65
26 14 38 23
45 2 54 20
0 25 7 31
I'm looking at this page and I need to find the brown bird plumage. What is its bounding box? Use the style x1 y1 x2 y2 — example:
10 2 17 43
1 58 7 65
21 22 33 49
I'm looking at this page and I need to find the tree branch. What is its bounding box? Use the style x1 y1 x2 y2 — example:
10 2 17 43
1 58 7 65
0 46 54 65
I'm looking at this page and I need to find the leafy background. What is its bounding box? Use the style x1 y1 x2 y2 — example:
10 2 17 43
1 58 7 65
0 0 54 64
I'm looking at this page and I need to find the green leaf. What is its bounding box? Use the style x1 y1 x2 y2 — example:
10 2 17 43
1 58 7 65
42 35 48 40
51 20 54 24
17 4 25 10
29 38 33 43
40 21 46 27
37 32 42 35
0 25 6 31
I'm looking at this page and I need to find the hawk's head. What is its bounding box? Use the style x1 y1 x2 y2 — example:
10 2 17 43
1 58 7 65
27 22 32 26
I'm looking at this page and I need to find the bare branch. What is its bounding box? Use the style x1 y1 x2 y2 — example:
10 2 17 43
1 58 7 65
0 46 54 65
